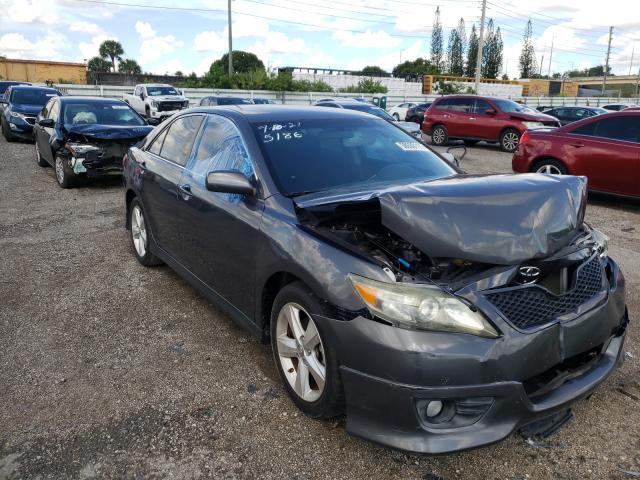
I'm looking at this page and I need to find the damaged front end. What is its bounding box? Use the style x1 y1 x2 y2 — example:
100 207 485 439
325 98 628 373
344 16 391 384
295 173 628 453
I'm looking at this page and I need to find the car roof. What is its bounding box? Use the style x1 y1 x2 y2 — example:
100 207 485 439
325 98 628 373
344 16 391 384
186 104 385 122
9 85 59 93
58 96 128 104
141 83 174 87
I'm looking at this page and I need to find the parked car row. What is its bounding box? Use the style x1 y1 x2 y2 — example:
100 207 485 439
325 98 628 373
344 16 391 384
2 93 631 455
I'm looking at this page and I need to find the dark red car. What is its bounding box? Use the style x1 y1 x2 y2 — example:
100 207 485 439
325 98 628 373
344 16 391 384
512 111 640 197
422 95 560 152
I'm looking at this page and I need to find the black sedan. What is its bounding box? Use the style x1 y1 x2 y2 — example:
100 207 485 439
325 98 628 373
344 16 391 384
542 106 608 125
122 105 627 454
405 102 432 123
34 96 155 188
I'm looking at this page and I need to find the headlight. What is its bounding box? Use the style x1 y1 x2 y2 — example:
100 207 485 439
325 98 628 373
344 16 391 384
591 228 609 257
151 101 158 108
183 100 189 108
348 274 499 338
10 111 26 119
522 121 544 129
65 143 100 156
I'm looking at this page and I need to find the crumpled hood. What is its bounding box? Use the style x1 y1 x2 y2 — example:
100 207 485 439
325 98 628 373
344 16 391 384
296 174 587 265
11 103 45 116
63 123 154 140
510 111 558 123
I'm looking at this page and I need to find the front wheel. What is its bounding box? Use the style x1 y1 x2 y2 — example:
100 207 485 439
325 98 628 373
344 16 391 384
54 155 77 188
392 113 400 120
500 128 521 152
533 158 567 175
270 282 343 418
430 125 449 146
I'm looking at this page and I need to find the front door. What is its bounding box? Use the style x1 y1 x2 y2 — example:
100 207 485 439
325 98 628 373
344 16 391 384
177 114 264 319
35 98 59 165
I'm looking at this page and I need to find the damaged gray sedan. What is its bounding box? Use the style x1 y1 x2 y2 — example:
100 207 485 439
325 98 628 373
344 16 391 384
123 106 629 454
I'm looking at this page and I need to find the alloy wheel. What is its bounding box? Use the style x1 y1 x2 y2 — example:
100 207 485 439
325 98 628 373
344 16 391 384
502 132 520 151
536 164 563 175
432 128 445 144
131 205 147 258
55 157 65 184
275 302 326 402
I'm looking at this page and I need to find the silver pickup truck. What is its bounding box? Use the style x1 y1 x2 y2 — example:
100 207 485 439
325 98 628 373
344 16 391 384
123 84 189 121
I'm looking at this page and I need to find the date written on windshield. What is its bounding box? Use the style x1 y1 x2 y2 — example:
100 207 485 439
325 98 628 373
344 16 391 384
257 123 303 143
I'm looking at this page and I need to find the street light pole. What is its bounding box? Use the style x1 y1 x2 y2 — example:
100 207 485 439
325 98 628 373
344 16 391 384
474 0 487 93
228 0 233 76
603 26 613 94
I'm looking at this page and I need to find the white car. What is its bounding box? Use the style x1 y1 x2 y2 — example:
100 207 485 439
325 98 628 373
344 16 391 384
123 84 189 121
387 102 417 121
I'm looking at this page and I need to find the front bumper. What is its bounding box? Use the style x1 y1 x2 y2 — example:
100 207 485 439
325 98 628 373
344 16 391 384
149 108 184 119
8 118 35 139
314 262 628 454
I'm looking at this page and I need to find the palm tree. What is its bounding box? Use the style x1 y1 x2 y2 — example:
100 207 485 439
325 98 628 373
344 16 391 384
119 59 142 75
99 40 124 72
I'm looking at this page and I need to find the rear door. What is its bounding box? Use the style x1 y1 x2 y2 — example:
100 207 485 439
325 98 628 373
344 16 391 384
138 114 205 259
177 114 264 317
566 115 639 196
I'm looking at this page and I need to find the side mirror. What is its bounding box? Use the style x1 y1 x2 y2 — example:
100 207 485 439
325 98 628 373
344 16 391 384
38 118 55 127
485 108 497 115
205 171 255 196
140 93 145 100
146 118 160 126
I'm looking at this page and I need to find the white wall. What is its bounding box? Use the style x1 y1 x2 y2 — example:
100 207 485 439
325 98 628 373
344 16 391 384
292 72 423 95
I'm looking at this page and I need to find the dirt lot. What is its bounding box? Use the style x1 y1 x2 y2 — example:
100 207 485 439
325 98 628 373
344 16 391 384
1 135 639 480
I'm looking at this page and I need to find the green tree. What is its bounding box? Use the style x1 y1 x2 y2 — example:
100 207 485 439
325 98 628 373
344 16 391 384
518 19 537 78
359 65 388 76
211 51 265 74
392 57 439 77
447 18 466 76
174 71 184 77
483 21 503 79
98 40 124 72
465 24 478 77
339 78 387 93
430 7 444 72
118 59 141 74
87 56 112 73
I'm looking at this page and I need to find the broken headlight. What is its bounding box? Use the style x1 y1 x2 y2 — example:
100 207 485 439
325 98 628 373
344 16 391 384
348 274 499 338
522 121 544 129
591 228 609 258
65 143 100 157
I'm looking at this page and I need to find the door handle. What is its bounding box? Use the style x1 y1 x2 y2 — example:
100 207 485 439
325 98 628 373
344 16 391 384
569 143 585 148
468 117 476 120
178 184 192 200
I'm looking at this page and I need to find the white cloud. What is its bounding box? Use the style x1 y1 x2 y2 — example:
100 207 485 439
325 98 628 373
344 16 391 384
332 29 402 49
373 40 425 71
0 0 60 24
0 32 66 60
155 59 188 75
70 21 102 35
193 31 227 53
78 34 116 61
135 21 184 66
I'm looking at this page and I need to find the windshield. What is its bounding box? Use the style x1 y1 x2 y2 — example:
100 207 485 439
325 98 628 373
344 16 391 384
62 102 146 126
341 103 396 121
592 107 609 114
10 89 59 105
492 99 531 113
146 86 179 96
217 97 252 105
252 117 456 196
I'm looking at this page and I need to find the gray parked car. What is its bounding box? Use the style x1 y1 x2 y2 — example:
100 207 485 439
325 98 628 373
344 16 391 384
122 105 628 454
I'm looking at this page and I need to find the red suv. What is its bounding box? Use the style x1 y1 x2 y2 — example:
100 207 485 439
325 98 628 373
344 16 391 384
512 111 640 197
422 95 560 152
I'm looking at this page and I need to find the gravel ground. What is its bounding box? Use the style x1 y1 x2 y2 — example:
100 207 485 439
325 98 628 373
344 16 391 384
0 134 639 480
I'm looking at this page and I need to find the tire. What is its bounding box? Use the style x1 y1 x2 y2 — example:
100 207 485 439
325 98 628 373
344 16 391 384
430 124 449 146
532 158 567 175
34 140 48 167
145 106 151 118
1 117 15 142
54 155 77 188
392 113 400 120
129 198 162 267
500 128 521 152
463 139 479 146
270 282 343 419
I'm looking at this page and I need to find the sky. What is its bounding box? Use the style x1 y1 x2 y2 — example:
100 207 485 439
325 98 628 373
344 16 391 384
1 0 639 80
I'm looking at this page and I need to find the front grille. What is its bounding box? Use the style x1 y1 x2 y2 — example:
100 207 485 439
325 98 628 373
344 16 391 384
157 102 183 112
484 255 604 330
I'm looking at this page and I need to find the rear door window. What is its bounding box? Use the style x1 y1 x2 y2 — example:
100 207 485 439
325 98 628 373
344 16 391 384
158 115 204 166
447 98 473 113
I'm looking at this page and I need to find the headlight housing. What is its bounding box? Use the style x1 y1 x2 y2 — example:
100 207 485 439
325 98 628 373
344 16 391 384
182 100 189 108
151 100 159 108
349 274 499 338
10 111 26 120
65 143 100 157
522 121 544 129
590 228 609 257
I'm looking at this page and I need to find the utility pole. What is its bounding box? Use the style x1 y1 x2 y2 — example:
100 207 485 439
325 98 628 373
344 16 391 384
227 0 233 75
547 36 554 77
474 0 487 93
603 26 613 94
539 54 544 76
629 44 635 76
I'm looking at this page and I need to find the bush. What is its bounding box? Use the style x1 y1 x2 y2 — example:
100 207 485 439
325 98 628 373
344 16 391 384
178 69 333 92
339 79 387 94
